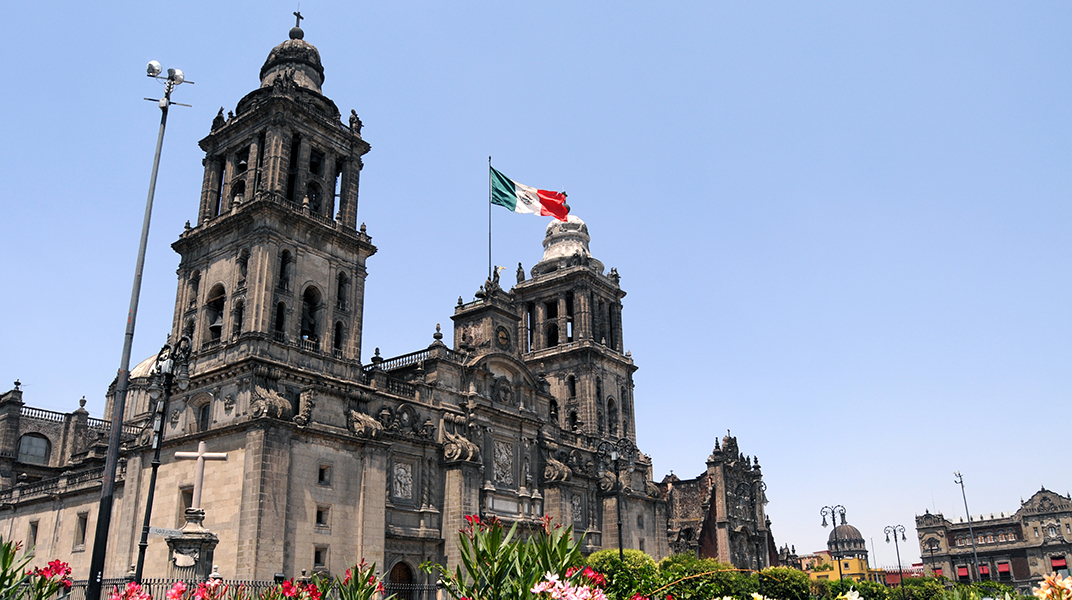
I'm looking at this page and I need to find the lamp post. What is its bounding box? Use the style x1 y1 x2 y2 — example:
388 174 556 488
885 524 908 600
954 471 981 582
597 438 637 561
735 480 768 572
86 63 191 600
133 336 191 582
821 505 847 583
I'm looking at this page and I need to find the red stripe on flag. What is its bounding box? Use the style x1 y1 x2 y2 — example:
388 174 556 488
536 189 569 221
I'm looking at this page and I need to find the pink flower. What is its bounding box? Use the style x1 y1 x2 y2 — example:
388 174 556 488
167 581 188 600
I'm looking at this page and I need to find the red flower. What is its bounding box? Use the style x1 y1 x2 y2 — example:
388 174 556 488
343 568 352 586
281 580 297 598
464 514 480 526
376 582 386 594
566 567 580 578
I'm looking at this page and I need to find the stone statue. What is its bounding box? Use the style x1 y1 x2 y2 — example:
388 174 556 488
516 262 525 283
350 110 363 136
211 108 225 131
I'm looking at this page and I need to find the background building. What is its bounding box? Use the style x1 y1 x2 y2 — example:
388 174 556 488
800 521 884 584
916 487 1072 593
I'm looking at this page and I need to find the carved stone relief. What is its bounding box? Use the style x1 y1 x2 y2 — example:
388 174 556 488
494 441 513 486
393 462 413 500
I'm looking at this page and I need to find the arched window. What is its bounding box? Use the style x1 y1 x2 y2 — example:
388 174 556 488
549 399 559 423
567 376 576 398
197 403 211 432
608 398 618 436
597 409 605 434
205 285 226 342
301 287 323 341
336 272 349 310
596 377 603 402
274 302 287 339
568 411 579 432
17 434 50 465
232 300 244 338
545 323 559 347
333 321 345 352
278 250 292 291
231 179 246 206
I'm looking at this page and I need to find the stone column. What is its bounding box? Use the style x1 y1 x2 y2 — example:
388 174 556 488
442 461 482 569
533 303 546 351
337 155 362 229
264 123 289 197
294 140 312 207
356 442 387 570
236 424 291 579
321 153 338 219
199 156 223 223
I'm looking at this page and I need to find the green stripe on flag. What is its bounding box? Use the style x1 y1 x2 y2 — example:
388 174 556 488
490 166 518 211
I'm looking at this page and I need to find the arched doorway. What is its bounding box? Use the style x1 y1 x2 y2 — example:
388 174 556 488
388 561 414 600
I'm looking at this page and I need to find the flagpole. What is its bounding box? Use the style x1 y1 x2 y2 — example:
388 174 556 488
488 156 493 280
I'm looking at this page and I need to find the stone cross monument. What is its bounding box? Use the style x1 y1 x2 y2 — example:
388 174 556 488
166 441 228 580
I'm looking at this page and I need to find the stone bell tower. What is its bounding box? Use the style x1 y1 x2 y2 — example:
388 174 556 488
170 23 376 382
512 215 637 443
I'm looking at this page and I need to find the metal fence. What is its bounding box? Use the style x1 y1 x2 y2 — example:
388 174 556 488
61 579 439 600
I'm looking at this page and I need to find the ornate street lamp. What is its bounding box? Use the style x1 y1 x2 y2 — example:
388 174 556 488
885 524 908 600
597 438 637 561
821 505 847 583
954 472 981 582
134 336 191 582
86 64 192 600
735 480 768 572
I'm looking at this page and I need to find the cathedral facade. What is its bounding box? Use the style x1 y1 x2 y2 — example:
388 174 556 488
0 26 677 583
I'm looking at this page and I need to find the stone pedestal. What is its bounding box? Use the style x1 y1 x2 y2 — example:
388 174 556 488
166 508 219 581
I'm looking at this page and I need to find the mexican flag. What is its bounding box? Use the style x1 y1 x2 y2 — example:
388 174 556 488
490 166 569 221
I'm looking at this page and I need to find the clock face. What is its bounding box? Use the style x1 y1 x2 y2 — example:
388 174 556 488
496 326 511 350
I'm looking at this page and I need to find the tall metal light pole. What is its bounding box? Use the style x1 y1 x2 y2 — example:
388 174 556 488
133 336 190 582
735 480 768 572
821 505 847 583
597 438 637 561
885 524 908 600
954 471 981 582
86 63 191 600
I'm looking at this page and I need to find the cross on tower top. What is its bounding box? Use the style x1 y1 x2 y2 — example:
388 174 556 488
294 10 303 28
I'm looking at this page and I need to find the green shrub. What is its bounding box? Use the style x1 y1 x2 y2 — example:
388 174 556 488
821 578 890 600
757 567 810 600
654 553 755 600
588 549 658 600
900 576 947 600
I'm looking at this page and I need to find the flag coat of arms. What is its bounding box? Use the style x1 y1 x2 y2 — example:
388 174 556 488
490 166 568 221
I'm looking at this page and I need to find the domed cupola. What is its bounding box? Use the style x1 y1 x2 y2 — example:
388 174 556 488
259 25 325 94
827 522 868 560
530 215 605 276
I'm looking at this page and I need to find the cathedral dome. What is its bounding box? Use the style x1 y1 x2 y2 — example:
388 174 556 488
828 523 864 544
259 27 325 94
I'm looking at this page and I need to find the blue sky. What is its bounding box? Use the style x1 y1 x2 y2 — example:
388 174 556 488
1 1 1069 568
